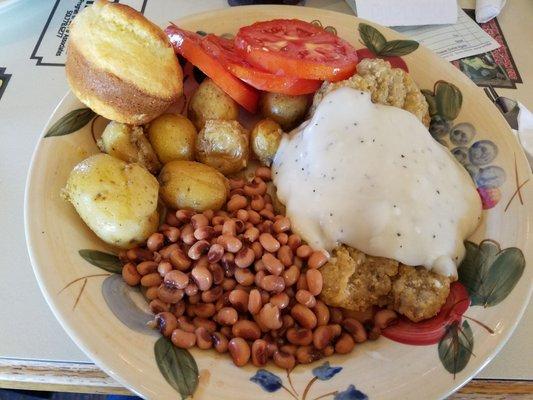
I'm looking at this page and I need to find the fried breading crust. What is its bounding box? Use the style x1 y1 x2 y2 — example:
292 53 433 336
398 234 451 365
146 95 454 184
320 246 399 311
390 265 451 322
311 58 430 126
320 246 452 322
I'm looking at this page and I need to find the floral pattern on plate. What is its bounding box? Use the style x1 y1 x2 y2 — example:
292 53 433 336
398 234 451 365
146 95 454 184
44 20 529 400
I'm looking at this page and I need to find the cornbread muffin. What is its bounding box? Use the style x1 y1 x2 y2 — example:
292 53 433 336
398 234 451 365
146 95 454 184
311 58 430 126
66 0 183 124
320 245 452 322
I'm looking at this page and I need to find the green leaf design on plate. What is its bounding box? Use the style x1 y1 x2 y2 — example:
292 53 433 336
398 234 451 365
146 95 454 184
434 81 462 120
458 240 525 307
379 39 419 57
358 23 418 57
358 23 386 55
438 320 474 376
421 89 438 117
79 250 122 274
44 108 95 137
154 337 199 399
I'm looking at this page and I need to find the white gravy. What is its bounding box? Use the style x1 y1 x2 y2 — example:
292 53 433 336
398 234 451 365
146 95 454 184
272 88 481 277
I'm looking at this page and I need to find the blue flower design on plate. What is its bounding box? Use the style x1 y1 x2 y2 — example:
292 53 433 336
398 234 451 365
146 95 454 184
312 362 342 381
250 369 282 392
334 385 369 400
475 165 506 189
468 140 498 166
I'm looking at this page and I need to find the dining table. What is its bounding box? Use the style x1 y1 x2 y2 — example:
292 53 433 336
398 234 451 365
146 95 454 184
0 0 531 398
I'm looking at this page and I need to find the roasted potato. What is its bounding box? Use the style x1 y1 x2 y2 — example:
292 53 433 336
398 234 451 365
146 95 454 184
159 160 229 211
260 92 309 131
196 119 249 175
147 113 196 163
188 78 238 129
251 119 282 166
97 121 161 174
63 153 159 249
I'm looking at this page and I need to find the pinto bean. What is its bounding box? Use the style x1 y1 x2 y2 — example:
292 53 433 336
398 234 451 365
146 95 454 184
235 247 255 269
147 233 165 251
313 301 330 326
295 345 322 364
248 289 262 314
169 249 191 271
228 338 250 366
211 332 229 353
171 328 196 348
251 339 269 367
259 233 280 253
374 309 398 329
335 333 355 354
306 269 323 296
258 303 282 330
295 245 313 259
141 272 162 287
295 290 316 308
274 350 296 369
262 253 284 276
286 327 313 346
122 263 141 286
155 312 178 337
234 268 255 286
157 285 184 303
164 270 189 289
195 327 213 349
136 261 158 276
216 307 238 325
308 250 329 269
291 304 317 329
255 166 271 181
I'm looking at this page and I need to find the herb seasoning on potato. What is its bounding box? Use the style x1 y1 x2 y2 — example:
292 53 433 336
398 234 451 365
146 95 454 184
158 160 229 211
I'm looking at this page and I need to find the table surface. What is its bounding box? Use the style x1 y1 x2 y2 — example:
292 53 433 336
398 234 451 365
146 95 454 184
0 0 531 397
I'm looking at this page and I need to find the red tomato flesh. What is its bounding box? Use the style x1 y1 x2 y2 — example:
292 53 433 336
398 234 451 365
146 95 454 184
382 282 470 346
165 25 258 113
203 35 321 95
235 19 359 82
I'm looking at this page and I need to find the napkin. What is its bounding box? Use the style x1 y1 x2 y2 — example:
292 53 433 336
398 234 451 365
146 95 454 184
352 0 457 27
516 103 533 168
475 0 507 23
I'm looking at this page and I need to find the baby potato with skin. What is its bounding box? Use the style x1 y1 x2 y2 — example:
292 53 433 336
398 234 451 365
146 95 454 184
63 153 159 249
147 113 196 163
159 160 229 211
196 119 249 175
98 121 161 174
188 78 239 130
260 92 309 131
251 119 282 166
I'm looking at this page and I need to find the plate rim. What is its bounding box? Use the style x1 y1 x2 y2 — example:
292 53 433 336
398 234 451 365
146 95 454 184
24 5 533 400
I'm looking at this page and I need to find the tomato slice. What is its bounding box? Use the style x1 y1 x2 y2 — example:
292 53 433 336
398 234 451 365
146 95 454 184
203 35 321 95
357 48 409 72
235 19 358 82
165 25 258 113
382 282 470 346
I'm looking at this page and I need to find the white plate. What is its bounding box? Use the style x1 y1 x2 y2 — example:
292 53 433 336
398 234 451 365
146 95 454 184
25 6 532 400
